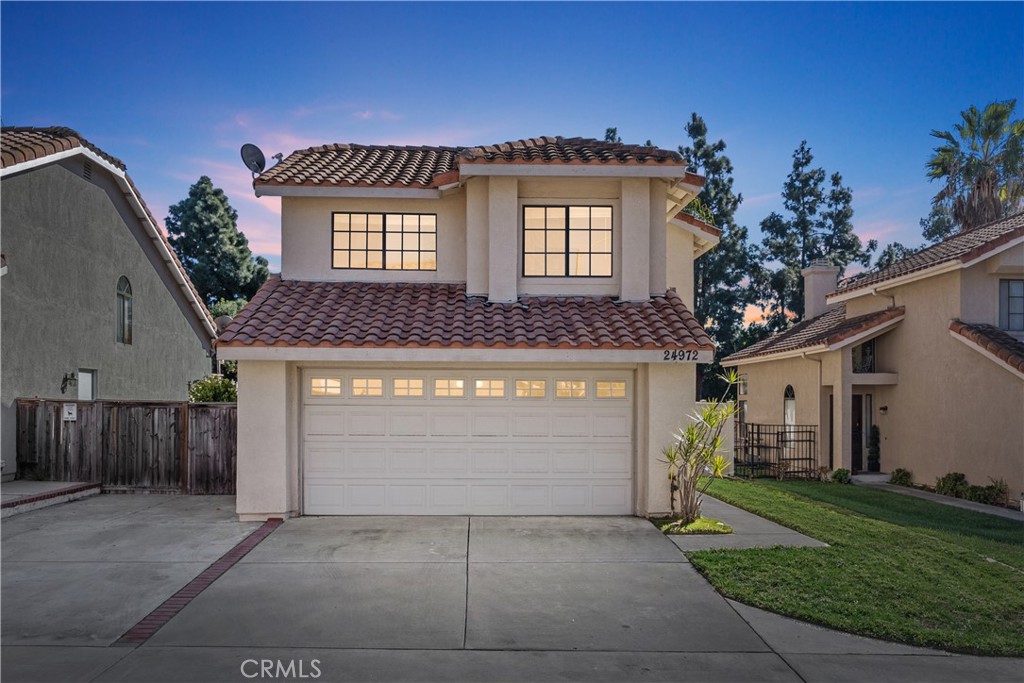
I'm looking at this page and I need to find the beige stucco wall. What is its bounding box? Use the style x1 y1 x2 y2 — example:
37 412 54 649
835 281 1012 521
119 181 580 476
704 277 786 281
640 362 698 515
280 194 467 282
666 228 695 308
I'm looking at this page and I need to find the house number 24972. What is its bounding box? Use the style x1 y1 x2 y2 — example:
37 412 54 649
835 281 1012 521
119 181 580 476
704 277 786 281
662 349 699 362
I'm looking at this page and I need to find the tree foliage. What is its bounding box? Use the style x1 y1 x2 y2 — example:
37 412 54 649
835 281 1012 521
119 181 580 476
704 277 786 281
188 374 237 403
926 99 1024 232
209 297 249 318
873 242 919 270
755 142 875 329
919 202 958 244
679 113 759 398
166 176 269 307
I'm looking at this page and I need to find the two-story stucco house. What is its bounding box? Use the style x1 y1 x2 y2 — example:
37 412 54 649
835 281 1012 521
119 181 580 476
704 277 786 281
219 136 722 520
0 127 218 475
723 213 1024 500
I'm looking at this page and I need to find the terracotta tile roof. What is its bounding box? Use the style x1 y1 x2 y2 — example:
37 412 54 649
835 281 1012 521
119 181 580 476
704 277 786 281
836 212 1024 295
218 278 713 351
256 144 460 189
459 136 685 166
255 136 692 190
723 304 905 364
673 211 722 239
1 126 217 339
1 126 126 170
949 321 1024 374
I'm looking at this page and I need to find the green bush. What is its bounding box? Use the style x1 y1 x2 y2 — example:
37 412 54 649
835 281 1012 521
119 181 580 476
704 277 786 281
889 468 913 487
965 479 1009 507
188 374 237 402
831 468 851 484
935 472 969 498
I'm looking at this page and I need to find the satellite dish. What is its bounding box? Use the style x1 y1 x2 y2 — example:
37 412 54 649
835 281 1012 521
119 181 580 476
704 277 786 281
240 143 266 174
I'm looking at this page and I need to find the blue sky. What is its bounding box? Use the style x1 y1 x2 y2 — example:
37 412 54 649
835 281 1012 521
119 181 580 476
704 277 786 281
3 2 1022 271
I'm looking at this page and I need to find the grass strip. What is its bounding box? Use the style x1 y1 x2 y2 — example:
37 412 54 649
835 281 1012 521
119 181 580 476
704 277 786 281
687 478 1024 656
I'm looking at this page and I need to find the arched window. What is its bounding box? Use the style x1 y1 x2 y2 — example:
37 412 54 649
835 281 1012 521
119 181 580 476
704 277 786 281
117 276 132 344
783 385 796 447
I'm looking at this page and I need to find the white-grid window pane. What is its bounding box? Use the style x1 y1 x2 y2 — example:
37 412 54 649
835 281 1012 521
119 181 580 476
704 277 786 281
310 378 342 396
556 380 587 398
434 378 465 397
475 379 505 398
515 380 546 398
352 378 383 397
393 378 424 397
595 381 627 399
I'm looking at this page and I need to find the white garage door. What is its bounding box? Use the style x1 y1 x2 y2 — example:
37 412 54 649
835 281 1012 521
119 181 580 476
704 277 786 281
302 369 634 515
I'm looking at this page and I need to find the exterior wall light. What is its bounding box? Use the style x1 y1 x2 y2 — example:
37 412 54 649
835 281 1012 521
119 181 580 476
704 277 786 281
879 405 888 415
61 372 78 395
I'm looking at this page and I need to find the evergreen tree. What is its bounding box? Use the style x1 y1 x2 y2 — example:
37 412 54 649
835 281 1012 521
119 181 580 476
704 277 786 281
756 142 874 329
919 202 958 243
873 242 919 270
166 176 269 306
679 113 758 398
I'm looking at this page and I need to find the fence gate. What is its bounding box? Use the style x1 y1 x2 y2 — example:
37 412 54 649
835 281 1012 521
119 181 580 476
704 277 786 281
16 399 236 494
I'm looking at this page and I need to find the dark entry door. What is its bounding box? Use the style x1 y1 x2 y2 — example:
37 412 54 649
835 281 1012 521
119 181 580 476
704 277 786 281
851 395 863 471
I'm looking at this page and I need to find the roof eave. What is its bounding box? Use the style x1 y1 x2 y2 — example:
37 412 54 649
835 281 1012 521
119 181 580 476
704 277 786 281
949 328 1024 381
457 162 695 179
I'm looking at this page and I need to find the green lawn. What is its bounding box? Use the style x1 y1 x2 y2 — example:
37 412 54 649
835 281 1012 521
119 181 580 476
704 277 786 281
689 478 1024 656
649 516 733 535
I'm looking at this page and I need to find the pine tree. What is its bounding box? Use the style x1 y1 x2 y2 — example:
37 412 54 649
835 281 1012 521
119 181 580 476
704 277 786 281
756 142 874 328
166 176 269 306
679 113 758 398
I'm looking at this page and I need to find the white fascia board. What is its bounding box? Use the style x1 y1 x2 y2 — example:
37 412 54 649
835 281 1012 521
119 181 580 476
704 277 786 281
219 346 715 364
828 262 961 304
0 265 7 277
0 147 86 177
254 185 442 199
458 164 687 179
669 217 721 247
961 234 1024 269
721 345 829 367
825 315 904 352
949 330 1024 381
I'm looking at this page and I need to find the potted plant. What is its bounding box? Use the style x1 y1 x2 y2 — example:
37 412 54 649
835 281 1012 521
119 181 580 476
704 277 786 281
867 425 881 473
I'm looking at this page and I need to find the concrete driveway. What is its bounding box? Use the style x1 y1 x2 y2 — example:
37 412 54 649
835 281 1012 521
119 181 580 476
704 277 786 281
2 496 1020 683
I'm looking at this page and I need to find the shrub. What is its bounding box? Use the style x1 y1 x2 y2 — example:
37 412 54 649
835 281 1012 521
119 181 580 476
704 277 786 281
188 374 237 402
935 472 969 498
831 468 851 484
889 468 913 487
965 479 1010 507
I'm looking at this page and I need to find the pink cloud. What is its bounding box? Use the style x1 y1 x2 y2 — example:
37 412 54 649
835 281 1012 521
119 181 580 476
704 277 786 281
742 192 778 208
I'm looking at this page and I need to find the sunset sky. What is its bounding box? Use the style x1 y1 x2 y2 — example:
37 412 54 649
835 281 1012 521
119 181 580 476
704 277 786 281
3 2 1021 273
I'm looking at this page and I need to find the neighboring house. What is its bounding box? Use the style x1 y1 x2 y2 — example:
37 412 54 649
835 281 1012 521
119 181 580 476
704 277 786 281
723 213 1024 499
219 136 720 519
0 127 218 477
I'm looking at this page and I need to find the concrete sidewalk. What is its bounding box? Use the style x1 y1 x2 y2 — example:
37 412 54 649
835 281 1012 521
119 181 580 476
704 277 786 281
855 479 1024 521
2 496 1021 683
669 495 829 551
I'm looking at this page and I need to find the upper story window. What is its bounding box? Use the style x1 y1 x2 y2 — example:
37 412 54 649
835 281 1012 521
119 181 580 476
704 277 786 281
999 279 1024 332
332 212 436 271
523 206 612 277
116 276 132 344
852 339 875 373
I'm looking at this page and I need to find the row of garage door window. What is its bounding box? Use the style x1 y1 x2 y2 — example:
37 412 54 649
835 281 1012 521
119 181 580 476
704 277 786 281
309 377 628 400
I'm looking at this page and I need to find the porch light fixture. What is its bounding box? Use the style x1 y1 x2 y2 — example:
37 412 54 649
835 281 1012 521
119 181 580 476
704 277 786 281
61 372 78 395
879 405 888 415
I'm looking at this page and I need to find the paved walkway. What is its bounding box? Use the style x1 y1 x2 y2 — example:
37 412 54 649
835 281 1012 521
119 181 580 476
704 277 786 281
670 495 828 551
2 495 1020 682
0 480 100 517
855 480 1024 521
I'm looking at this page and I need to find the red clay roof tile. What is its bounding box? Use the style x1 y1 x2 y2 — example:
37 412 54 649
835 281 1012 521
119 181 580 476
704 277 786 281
723 305 905 363
1 126 126 170
218 278 714 351
949 321 1024 374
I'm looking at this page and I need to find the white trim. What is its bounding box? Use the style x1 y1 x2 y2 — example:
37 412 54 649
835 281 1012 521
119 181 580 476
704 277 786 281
828 262 960 303
949 330 1024 381
2 147 218 343
669 217 721 258
961 234 1024 269
458 163 689 179
825 314 904 351
219 346 714 363
722 345 829 367
255 185 442 199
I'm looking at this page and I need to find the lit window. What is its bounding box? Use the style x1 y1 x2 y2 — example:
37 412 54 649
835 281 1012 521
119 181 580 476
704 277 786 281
595 381 627 399
352 378 383 397
556 380 587 398
116 276 132 344
332 212 436 271
474 379 505 398
393 378 424 397
523 206 612 277
311 378 342 396
434 378 464 397
737 375 748 396
515 379 546 398
1000 279 1024 331
852 340 876 373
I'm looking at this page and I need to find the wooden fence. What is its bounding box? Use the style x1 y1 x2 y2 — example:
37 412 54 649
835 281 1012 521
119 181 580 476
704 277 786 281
15 399 236 494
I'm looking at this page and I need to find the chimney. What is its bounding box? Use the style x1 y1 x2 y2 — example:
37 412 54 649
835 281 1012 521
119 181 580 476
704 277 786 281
801 259 841 320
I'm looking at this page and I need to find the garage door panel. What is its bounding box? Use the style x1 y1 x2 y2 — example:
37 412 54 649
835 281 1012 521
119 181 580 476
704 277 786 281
348 411 386 436
303 370 634 515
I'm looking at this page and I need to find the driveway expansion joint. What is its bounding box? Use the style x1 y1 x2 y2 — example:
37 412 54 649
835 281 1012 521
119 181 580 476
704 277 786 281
113 518 284 646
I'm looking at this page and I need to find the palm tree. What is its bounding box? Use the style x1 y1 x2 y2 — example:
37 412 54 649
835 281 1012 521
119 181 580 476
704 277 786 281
926 100 1023 231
